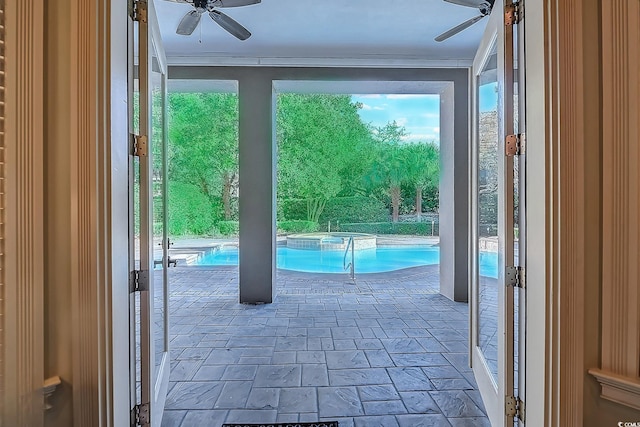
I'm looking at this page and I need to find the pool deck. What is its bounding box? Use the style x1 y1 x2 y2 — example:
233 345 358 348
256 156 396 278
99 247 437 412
161 264 490 427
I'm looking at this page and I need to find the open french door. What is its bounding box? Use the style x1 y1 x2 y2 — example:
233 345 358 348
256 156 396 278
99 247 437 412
130 1 170 426
470 0 523 425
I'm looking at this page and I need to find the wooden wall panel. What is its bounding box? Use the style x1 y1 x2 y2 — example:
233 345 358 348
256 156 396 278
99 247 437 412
0 1 5 422
3 1 45 425
68 0 113 424
590 0 640 411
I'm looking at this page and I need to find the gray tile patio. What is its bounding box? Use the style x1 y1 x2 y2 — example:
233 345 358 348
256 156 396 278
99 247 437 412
161 265 488 426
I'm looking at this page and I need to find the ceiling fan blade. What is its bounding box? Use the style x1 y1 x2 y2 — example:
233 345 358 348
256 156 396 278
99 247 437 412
213 0 261 7
176 10 202 35
444 0 486 8
435 15 485 42
209 10 251 40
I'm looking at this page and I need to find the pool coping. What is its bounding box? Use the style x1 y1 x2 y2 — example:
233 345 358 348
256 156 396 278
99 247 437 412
167 263 440 280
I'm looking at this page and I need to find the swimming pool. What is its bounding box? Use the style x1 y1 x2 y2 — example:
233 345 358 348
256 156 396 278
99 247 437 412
192 245 499 277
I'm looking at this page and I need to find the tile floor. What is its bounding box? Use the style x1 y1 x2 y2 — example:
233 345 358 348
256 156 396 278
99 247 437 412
160 266 490 427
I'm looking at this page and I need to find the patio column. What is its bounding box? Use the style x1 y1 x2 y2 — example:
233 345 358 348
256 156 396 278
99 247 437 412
238 76 276 303
439 81 469 302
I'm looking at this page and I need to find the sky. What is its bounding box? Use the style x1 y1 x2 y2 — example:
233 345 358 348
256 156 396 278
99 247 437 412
479 82 499 112
351 86 498 145
351 94 441 144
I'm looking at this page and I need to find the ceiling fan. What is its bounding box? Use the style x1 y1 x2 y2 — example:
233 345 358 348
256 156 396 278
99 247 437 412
435 0 494 42
166 0 261 41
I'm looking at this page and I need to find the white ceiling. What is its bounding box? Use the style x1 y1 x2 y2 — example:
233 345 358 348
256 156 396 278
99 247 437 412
154 0 488 66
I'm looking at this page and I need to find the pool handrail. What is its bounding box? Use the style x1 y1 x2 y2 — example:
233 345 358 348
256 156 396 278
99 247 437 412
343 236 355 281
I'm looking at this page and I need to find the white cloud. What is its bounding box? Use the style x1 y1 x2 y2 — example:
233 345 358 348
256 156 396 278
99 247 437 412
422 112 440 119
395 117 409 126
433 127 440 133
409 126 437 132
359 103 385 111
386 94 423 99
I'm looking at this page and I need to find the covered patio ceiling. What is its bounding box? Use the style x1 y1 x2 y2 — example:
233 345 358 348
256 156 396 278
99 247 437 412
154 0 488 66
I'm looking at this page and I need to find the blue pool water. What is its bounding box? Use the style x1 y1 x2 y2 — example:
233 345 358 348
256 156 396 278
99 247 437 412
193 246 499 277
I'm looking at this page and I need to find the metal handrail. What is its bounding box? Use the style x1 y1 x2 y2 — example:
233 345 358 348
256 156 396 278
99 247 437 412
343 236 355 281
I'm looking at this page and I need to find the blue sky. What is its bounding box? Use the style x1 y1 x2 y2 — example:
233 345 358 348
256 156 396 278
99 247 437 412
351 94 441 144
479 83 498 112
352 86 498 144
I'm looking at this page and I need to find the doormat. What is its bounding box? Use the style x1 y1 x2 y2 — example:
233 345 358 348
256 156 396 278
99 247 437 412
222 423 338 427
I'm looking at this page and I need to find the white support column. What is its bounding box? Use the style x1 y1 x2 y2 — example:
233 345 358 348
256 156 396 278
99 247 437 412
238 76 276 303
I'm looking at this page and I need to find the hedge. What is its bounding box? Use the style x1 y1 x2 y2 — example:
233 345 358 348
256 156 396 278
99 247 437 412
278 199 306 221
320 196 389 225
339 222 439 236
168 182 217 235
279 196 388 225
217 220 240 236
277 220 319 234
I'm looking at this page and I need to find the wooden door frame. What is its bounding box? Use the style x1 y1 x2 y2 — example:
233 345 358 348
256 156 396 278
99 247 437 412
7 0 637 425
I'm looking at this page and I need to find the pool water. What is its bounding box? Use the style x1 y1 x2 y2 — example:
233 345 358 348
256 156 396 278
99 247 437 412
193 245 499 278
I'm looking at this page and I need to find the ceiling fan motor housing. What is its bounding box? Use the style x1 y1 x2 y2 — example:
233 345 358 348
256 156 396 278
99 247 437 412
193 0 210 11
174 0 256 40
479 0 494 15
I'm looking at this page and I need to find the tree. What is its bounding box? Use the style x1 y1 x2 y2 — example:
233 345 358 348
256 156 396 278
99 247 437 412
365 121 410 222
168 92 238 220
276 94 374 222
404 142 440 221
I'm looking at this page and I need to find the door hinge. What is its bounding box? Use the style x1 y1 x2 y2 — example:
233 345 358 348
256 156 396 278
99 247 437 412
506 133 525 156
506 266 526 289
132 0 148 23
506 395 525 422
131 134 148 157
129 270 149 293
131 402 150 426
505 2 522 26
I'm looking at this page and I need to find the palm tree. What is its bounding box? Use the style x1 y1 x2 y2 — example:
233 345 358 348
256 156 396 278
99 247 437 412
364 121 411 222
405 143 440 221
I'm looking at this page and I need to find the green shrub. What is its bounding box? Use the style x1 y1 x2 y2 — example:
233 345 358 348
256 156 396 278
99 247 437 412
208 196 231 223
277 220 319 234
168 182 217 235
320 196 389 225
217 220 240 236
339 222 439 236
279 196 388 225
279 199 308 221
276 200 286 222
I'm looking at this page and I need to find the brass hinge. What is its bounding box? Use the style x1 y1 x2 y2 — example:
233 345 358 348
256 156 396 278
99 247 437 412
506 395 525 422
133 0 148 23
505 2 522 26
132 134 148 157
131 402 150 426
129 270 149 293
506 133 525 156
506 266 526 289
